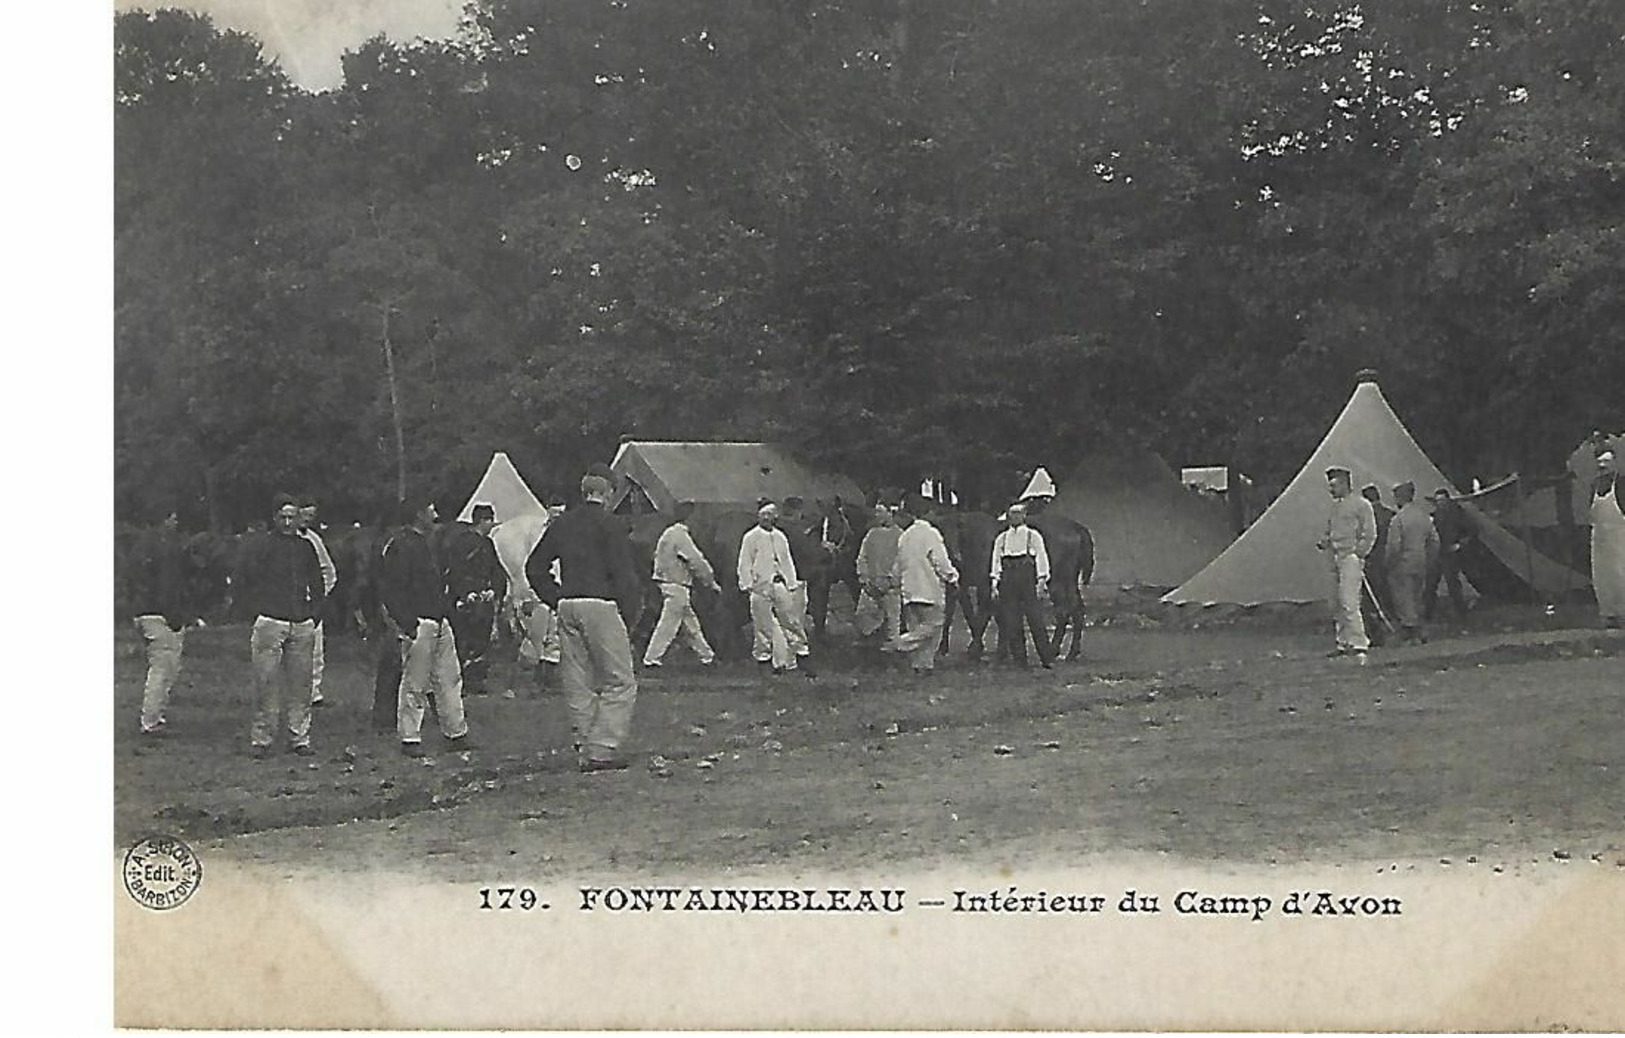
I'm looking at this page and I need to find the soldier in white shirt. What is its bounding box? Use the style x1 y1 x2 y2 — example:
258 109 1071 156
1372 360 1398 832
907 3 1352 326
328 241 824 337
884 494 960 674
737 502 808 674
643 503 720 667
1316 466 1377 658
991 503 1055 669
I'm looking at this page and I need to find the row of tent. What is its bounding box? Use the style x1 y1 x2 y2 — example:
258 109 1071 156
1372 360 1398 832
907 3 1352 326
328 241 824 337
457 377 1594 608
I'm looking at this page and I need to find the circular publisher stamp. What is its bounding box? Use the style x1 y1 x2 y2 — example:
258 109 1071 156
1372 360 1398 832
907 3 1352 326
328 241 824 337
123 834 202 911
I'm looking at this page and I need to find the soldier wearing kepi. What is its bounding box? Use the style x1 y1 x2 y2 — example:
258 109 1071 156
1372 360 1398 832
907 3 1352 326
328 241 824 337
380 497 471 757
1316 466 1377 660
236 493 327 758
442 503 505 696
526 467 644 772
1384 481 1439 644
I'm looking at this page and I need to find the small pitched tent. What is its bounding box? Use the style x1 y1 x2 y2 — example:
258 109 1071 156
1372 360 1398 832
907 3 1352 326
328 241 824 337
1042 450 1236 589
1163 378 1589 606
1019 466 1057 501
609 441 863 517
457 452 546 524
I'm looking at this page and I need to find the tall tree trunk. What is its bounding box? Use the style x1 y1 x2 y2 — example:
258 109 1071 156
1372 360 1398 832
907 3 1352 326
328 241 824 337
380 303 407 502
200 459 222 532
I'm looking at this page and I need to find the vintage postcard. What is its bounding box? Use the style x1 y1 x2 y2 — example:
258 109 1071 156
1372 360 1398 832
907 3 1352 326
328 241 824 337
107 0 1624 1030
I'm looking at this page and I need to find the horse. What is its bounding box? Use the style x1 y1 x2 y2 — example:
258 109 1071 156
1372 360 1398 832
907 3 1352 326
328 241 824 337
935 508 1000 658
324 522 385 635
1029 505 1095 661
803 496 869 642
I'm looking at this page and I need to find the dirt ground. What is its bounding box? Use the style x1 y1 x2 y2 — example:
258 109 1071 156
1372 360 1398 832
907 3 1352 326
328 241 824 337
113 603 1625 880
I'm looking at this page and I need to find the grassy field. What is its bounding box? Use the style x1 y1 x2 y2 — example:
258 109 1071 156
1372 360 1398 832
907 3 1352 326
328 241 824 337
114 604 1625 880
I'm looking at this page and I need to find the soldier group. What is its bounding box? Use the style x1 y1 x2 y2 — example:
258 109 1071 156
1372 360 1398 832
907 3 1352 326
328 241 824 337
128 491 507 760
129 473 1087 767
1320 468 1494 660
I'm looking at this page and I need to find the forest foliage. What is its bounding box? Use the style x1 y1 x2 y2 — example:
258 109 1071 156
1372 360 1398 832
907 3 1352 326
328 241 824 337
114 1 1625 527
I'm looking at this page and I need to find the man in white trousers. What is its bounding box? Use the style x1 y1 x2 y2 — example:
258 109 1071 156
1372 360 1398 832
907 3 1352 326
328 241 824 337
131 509 197 743
236 494 328 758
526 468 645 771
643 502 720 668
1316 466 1377 660
737 502 808 675
883 493 960 675
380 497 470 757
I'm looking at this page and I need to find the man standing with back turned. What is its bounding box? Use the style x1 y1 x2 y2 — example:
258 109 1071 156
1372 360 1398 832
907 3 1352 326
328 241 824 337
884 493 960 675
527 467 644 772
1316 466 1377 660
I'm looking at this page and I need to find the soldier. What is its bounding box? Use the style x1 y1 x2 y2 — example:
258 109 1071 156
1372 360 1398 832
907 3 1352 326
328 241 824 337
1316 467 1377 660
854 504 903 643
380 498 471 757
236 494 327 757
883 494 960 675
737 502 807 675
642 502 720 668
1384 482 1439 644
443 503 505 695
991 503 1055 669
527 468 644 771
297 496 337 706
130 509 199 742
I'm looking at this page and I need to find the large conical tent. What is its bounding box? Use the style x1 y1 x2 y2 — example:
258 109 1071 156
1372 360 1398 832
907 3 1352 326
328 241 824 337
1164 378 1589 606
1044 449 1236 589
457 451 546 523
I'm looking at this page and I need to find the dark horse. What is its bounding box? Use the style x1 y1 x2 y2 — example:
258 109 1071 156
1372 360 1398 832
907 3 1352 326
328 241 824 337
935 504 1094 660
935 508 1001 658
803 496 869 642
1029 504 1095 661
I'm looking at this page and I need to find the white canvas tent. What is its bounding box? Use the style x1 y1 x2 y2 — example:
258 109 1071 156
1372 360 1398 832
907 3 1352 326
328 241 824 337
1164 377 1589 606
1018 466 1057 501
457 452 546 523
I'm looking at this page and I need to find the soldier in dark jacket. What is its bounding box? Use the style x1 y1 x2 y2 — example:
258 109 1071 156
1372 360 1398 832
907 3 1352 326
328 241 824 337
380 497 471 756
441 503 506 696
130 510 199 740
235 494 327 758
526 468 642 772
1425 488 1473 621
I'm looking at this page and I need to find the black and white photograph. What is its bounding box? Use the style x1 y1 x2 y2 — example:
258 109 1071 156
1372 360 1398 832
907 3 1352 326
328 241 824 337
94 0 1625 1029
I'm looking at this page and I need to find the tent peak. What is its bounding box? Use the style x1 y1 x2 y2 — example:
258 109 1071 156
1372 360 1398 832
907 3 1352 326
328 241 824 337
1355 367 1380 386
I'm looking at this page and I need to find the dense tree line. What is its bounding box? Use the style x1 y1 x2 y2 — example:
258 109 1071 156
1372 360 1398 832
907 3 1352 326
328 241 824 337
115 0 1624 529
